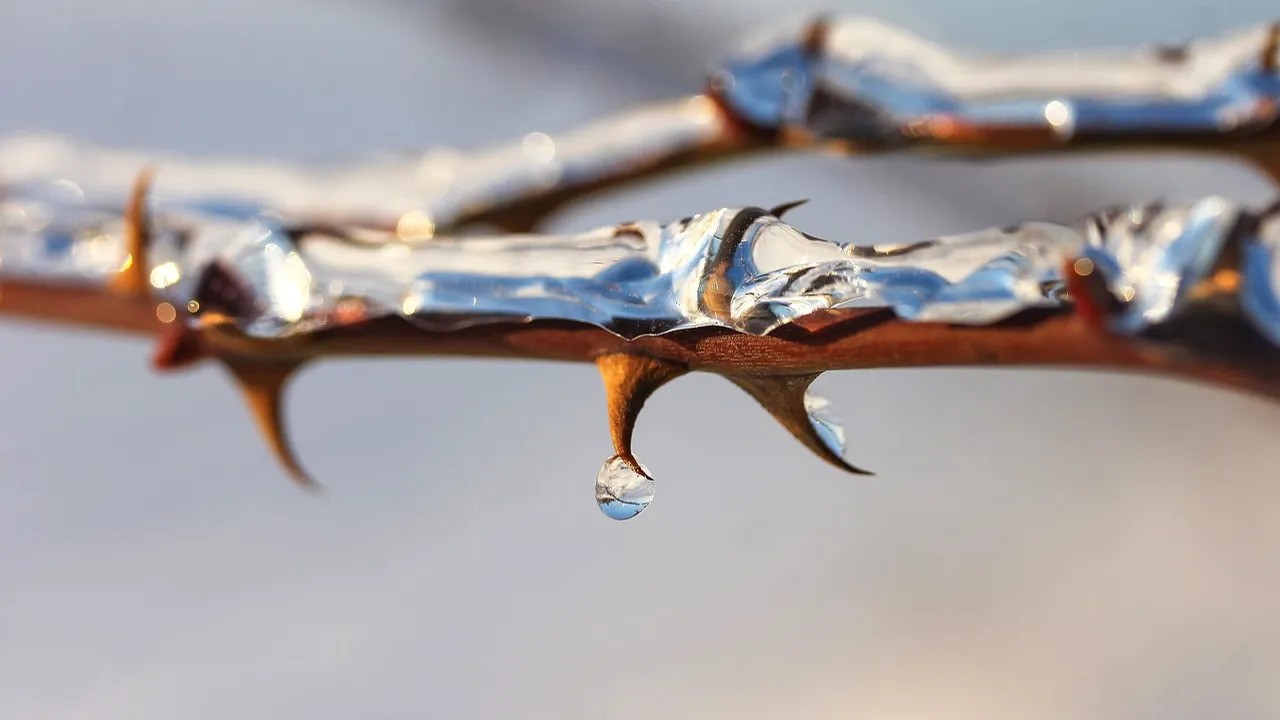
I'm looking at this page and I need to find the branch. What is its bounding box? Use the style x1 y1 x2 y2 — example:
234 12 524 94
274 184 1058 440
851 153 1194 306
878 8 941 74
2 186 1277 498
2 17 1280 517
0 18 1276 234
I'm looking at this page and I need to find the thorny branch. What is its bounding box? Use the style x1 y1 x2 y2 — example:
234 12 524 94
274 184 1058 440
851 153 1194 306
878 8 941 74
1 17 1279 515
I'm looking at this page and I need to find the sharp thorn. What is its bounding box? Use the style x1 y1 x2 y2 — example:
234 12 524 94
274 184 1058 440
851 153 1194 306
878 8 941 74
801 16 831 59
151 324 207 371
769 199 810 219
1255 158 1280 186
1262 22 1278 74
113 167 156 296
1063 255 1125 327
223 358 319 492
595 354 688 462
726 373 873 475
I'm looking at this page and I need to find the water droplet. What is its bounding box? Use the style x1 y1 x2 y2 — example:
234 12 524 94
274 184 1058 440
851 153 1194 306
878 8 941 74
804 392 846 457
596 455 654 521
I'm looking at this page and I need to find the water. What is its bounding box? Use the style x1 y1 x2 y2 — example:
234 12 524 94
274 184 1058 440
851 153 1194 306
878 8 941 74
803 391 847 457
595 454 655 520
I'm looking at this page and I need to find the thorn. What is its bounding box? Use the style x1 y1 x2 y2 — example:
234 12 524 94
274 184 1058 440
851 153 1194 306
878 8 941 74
192 261 257 319
1252 155 1280 186
1064 256 1123 327
800 16 830 59
112 167 155 296
1263 22 1278 74
769 199 809 218
726 373 873 475
223 358 319 492
595 354 688 463
151 324 207 371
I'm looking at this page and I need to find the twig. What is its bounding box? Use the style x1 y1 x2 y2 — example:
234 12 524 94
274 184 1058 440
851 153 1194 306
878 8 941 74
2 17 1279 517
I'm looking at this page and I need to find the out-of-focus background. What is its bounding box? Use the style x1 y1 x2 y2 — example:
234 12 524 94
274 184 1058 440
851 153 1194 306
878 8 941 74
2 1 1279 718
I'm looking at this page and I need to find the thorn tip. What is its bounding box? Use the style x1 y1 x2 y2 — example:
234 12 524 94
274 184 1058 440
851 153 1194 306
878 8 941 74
727 373 872 475
769 199 810 219
224 358 318 491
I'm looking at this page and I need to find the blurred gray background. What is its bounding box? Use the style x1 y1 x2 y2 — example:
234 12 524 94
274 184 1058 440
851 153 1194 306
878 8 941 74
2 0 1280 718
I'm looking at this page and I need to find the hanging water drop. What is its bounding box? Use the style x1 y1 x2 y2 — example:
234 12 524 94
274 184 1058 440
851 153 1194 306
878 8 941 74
727 372 869 474
803 391 847 457
595 454 655 520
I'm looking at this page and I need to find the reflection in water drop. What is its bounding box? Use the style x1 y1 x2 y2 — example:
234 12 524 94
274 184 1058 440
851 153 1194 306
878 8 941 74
596 455 655 521
804 392 847 457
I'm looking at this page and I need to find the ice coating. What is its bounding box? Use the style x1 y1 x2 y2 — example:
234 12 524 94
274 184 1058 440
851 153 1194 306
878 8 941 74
1078 199 1241 334
712 18 1280 143
1 20 1276 242
0 199 1076 338
1241 211 1280 345
0 95 729 231
3 190 1277 347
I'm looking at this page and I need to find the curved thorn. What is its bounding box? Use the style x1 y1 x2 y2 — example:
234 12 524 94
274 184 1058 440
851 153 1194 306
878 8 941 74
801 16 831 59
113 167 155 296
769 199 809 219
1063 256 1125 327
726 373 873 475
151 324 207 371
595 353 688 462
1253 155 1280 186
223 358 318 492
1262 22 1278 74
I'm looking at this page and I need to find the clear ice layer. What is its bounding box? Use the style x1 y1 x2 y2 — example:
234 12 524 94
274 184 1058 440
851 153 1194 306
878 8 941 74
2 191 1276 346
713 18 1280 143
1 19 1276 239
0 95 727 231
1242 212 1280 345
